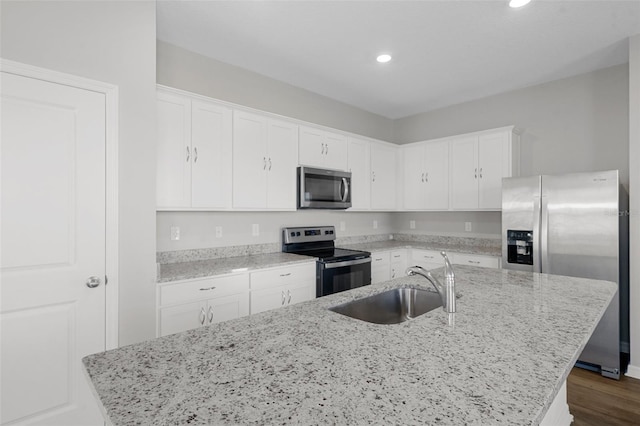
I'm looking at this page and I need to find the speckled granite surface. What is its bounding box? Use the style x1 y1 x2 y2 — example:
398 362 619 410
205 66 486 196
158 252 316 283
84 267 616 426
342 239 501 257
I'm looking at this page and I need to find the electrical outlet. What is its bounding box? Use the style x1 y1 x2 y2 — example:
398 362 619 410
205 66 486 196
170 226 180 241
252 224 259 237
215 226 223 238
409 220 416 229
465 222 472 232
340 221 346 231
373 220 378 229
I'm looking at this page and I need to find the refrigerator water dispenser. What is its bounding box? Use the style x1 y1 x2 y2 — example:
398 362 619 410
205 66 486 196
507 230 533 265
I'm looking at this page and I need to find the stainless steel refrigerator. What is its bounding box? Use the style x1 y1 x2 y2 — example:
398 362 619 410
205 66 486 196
502 170 629 379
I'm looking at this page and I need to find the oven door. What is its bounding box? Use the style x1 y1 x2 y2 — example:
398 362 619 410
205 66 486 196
317 257 371 297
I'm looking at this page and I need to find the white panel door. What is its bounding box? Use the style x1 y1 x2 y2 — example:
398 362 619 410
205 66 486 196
323 131 348 171
298 125 325 168
157 91 191 208
159 300 207 337
206 293 250 325
477 132 507 209
232 111 267 208
423 140 450 210
266 119 298 209
1 72 106 425
347 138 371 210
191 99 232 209
450 136 479 209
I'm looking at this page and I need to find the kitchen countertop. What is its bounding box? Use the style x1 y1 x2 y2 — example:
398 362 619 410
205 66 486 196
341 239 501 257
158 252 316 283
84 266 616 425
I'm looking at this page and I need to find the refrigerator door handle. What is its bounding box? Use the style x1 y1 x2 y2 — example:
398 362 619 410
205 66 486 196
540 195 549 273
533 196 542 273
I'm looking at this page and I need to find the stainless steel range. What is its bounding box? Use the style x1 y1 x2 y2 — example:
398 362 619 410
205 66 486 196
282 226 371 297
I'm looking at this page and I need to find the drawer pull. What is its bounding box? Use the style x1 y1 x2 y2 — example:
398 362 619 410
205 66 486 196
467 260 481 264
375 258 383 261
287 290 292 304
199 307 206 325
393 255 401 258
200 286 216 291
208 306 214 323
281 290 286 305
279 273 291 277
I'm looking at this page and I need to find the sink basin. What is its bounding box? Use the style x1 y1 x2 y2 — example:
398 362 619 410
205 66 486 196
329 287 442 324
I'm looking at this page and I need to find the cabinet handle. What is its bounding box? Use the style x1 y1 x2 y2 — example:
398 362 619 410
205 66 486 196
474 167 477 179
199 307 206 325
421 173 424 183
208 306 214 323
479 167 482 178
321 143 325 154
393 255 401 258
280 273 291 277
268 157 272 171
194 147 198 163
425 172 428 183
375 258 383 261
281 290 286 305
199 286 216 291
325 144 329 155
287 290 292 304
263 157 267 170
372 171 376 182
391 269 396 278
468 260 481 264
186 146 190 162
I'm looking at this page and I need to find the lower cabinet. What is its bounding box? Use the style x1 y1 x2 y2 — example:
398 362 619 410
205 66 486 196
250 262 316 315
390 250 408 279
410 249 444 271
158 273 250 337
371 251 391 284
451 253 501 269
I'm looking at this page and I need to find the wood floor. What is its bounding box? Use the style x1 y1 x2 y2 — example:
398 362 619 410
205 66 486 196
567 367 640 425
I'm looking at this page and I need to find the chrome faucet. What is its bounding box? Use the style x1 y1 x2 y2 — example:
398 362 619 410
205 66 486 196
406 251 456 313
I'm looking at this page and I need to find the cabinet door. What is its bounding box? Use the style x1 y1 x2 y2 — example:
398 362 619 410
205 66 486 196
159 300 207 337
371 251 391 284
477 131 508 209
324 131 348 171
157 91 191 208
251 285 290 315
390 250 408 279
370 143 397 210
423 141 450 210
266 119 298 209
206 293 250 325
284 282 316 306
450 136 478 209
403 144 426 210
298 125 326 168
233 111 267 208
191 99 232 208
348 138 371 210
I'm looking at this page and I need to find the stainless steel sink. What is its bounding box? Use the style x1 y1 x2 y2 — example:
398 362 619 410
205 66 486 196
329 287 443 324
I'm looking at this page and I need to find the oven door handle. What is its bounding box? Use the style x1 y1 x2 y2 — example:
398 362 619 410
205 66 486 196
323 257 371 269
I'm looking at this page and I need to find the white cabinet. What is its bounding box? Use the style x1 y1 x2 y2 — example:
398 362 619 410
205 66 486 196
451 253 501 269
250 263 315 314
156 89 232 210
299 125 348 171
370 142 398 210
403 140 449 210
390 250 408 279
158 274 250 337
347 137 371 210
232 111 298 210
450 127 520 210
371 251 391 284
410 249 444 271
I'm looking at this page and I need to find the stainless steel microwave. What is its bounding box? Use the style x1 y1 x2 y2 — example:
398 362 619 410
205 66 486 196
297 166 351 209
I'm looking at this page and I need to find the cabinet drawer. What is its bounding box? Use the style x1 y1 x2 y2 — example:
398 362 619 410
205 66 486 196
159 273 249 307
390 249 407 262
452 253 500 269
250 262 315 291
371 251 391 265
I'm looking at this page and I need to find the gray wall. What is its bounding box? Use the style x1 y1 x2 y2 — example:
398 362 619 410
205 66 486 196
157 41 393 141
1 1 158 346
392 64 629 238
157 211 394 252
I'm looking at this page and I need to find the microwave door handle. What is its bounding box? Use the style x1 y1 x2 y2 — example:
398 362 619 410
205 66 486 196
341 178 349 202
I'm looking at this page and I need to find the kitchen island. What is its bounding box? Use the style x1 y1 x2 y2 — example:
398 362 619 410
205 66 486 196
83 266 616 425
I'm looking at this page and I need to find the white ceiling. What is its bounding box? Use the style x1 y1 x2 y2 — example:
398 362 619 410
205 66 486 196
157 1 640 119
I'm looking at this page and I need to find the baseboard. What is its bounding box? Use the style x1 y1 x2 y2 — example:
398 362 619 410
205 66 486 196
626 364 640 379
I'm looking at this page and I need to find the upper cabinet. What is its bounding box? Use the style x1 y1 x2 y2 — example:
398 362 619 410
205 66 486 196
347 137 371 210
298 125 348 171
402 139 449 210
450 127 520 210
232 111 298 210
157 89 232 210
370 142 398 210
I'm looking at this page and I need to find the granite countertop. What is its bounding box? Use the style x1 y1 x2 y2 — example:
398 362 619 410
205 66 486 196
158 252 317 283
84 266 616 426
341 240 501 257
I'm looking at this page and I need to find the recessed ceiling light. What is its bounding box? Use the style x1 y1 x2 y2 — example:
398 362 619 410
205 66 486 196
376 54 392 63
509 0 531 8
